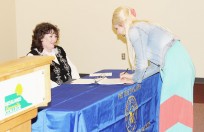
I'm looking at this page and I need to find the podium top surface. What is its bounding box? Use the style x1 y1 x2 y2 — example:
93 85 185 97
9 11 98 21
0 56 54 77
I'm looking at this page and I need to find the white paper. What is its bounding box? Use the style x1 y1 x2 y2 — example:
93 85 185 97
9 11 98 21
71 79 95 84
89 72 112 77
70 78 123 85
98 78 123 84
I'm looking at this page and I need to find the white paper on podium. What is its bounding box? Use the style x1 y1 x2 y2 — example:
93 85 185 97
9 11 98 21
71 78 123 85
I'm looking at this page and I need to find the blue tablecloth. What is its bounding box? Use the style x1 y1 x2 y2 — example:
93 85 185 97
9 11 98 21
32 70 162 132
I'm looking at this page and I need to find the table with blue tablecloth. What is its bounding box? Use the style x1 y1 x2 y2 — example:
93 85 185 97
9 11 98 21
32 69 162 132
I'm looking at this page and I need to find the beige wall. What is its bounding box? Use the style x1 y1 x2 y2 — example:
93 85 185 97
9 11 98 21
15 0 204 77
0 0 17 62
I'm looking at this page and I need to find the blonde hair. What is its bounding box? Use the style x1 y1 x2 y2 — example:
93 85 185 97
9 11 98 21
112 6 137 69
112 7 176 70
112 6 136 26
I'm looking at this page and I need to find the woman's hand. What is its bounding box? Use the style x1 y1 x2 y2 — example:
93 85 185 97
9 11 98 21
120 72 134 84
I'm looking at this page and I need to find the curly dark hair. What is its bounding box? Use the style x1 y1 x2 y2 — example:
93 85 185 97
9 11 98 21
31 22 60 52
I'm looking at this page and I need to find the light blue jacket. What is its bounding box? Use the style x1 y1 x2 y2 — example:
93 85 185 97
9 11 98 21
128 22 178 83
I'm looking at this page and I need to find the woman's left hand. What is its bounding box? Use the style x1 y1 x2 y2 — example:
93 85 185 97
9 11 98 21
120 73 134 84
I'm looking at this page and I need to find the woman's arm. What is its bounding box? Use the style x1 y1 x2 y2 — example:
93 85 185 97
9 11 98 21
66 55 80 79
142 61 160 79
129 27 148 83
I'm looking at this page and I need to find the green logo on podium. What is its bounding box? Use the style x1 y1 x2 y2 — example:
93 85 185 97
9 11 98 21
5 84 32 115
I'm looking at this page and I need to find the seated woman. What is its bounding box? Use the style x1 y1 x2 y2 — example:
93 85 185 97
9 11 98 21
27 22 80 88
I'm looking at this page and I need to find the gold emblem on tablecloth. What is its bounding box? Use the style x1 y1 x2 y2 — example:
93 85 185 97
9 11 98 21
125 95 138 132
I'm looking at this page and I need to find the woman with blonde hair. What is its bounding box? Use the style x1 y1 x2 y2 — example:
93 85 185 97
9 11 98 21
112 6 195 132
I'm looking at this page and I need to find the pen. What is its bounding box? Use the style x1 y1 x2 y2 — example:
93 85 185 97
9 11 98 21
124 68 129 74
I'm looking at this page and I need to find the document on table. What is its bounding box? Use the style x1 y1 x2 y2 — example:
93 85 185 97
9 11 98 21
89 72 112 77
71 78 123 85
98 78 123 84
70 79 95 84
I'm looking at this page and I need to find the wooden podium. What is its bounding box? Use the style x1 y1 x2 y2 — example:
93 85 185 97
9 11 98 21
0 56 54 132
